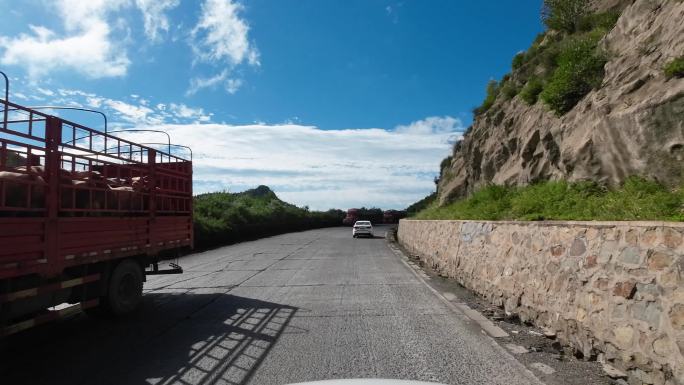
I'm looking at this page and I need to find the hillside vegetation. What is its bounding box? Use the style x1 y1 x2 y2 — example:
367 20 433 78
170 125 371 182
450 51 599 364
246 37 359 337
413 177 684 222
474 0 620 117
429 0 684 212
194 186 344 249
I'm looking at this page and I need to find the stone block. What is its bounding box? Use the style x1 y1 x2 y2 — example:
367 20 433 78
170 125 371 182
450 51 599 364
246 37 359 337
652 336 672 357
613 303 628 319
625 229 639 246
603 363 628 379
641 228 659 247
594 277 610 290
614 280 637 299
599 240 618 264
648 250 673 271
635 282 661 302
550 244 565 257
614 325 635 349
631 302 662 329
677 335 684 357
670 304 684 330
586 254 598 268
663 228 683 249
620 247 643 265
570 237 587 256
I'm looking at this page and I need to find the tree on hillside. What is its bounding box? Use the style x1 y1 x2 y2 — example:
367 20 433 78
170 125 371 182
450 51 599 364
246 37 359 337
542 0 589 33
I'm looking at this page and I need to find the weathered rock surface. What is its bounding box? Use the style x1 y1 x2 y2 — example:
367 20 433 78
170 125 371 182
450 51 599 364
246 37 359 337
438 0 684 204
398 219 684 384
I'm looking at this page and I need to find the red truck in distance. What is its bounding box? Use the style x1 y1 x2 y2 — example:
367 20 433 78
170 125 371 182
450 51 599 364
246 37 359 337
342 208 360 226
0 91 193 336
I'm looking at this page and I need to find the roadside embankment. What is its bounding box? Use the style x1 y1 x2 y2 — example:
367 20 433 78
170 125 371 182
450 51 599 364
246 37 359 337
398 219 684 384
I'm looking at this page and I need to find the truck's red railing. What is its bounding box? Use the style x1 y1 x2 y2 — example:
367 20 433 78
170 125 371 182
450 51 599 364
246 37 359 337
1 97 193 281
0 98 192 216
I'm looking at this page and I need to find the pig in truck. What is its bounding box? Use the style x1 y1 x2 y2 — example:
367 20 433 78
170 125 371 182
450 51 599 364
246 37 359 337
0 80 193 336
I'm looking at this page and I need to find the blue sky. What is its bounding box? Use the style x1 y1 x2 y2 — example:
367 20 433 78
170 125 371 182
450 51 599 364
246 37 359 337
0 0 544 210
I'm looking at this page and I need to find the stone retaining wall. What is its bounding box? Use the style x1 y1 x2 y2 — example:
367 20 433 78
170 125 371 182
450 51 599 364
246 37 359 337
398 219 684 385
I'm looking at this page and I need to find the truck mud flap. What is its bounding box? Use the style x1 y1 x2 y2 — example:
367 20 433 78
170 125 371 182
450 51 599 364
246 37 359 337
145 262 183 275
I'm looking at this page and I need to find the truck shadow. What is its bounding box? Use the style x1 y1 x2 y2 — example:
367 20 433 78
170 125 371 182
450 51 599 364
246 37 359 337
0 293 298 385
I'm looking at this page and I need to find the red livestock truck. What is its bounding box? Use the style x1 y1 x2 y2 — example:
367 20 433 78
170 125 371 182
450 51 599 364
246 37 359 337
0 94 193 336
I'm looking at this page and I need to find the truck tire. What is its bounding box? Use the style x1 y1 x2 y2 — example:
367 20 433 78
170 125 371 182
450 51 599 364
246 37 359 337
87 259 143 317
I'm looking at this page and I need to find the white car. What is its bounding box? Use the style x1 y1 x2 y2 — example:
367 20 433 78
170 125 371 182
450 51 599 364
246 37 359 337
352 221 373 238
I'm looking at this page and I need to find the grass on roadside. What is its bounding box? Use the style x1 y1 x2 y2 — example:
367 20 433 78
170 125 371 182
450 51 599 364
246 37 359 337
413 177 684 222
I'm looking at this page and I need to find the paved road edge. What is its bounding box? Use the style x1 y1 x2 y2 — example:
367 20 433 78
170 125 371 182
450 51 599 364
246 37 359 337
383 229 547 385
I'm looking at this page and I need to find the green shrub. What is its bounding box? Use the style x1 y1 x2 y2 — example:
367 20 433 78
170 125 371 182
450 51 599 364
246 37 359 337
540 30 606 115
578 11 620 32
512 53 526 70
536 41 561 75
406 192 437 216
413 177 684 221
500 81 520 100
542 0 590 33
440 156 453 172
520 78 544 105
415 185 515 220
664 56 684 78
473 79 501 116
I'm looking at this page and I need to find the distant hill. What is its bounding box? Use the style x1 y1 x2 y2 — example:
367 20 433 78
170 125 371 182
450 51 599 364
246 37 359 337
194 186 345 249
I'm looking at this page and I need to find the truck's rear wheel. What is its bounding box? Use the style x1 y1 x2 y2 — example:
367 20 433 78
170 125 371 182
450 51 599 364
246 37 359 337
87 259 143 317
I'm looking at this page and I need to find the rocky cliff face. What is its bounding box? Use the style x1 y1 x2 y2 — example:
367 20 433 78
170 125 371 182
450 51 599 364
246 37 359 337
438 0 684 205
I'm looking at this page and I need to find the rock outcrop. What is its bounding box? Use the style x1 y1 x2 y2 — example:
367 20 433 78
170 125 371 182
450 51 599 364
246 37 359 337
438 0 684 205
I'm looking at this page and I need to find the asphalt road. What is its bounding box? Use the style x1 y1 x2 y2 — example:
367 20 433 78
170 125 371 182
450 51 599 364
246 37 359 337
1 226 542 385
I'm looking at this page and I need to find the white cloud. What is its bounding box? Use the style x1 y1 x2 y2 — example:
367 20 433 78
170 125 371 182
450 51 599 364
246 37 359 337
135 0 180 41
385 2 402 24
188 0 259 95
86 96 105 108
0 0 259 93
123 117 463 209
191 0 259 66
36 87 54 96
188 70 226 95
395 115 465 135
57 89 96 97
168 103 211 122
187 70 245 95
12 92 29 100
0 1 130 79
105 99 157 124
36 87 213 127
225 78 243 94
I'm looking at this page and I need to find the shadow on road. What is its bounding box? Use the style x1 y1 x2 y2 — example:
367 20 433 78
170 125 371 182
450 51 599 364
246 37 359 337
354 234 386 240
1 293 297 385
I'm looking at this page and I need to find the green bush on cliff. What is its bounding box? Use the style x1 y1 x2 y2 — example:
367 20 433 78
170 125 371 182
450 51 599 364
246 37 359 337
539 30 607 115
664 56 684 78
520 78 544 105
578 11 620 32
500 81 520 100
542 0 589 33
512 53 526 70
473 80 501 116
412 177 684 222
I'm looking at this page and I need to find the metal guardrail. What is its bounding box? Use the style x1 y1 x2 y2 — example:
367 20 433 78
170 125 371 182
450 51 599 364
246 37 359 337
0 70 8 102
